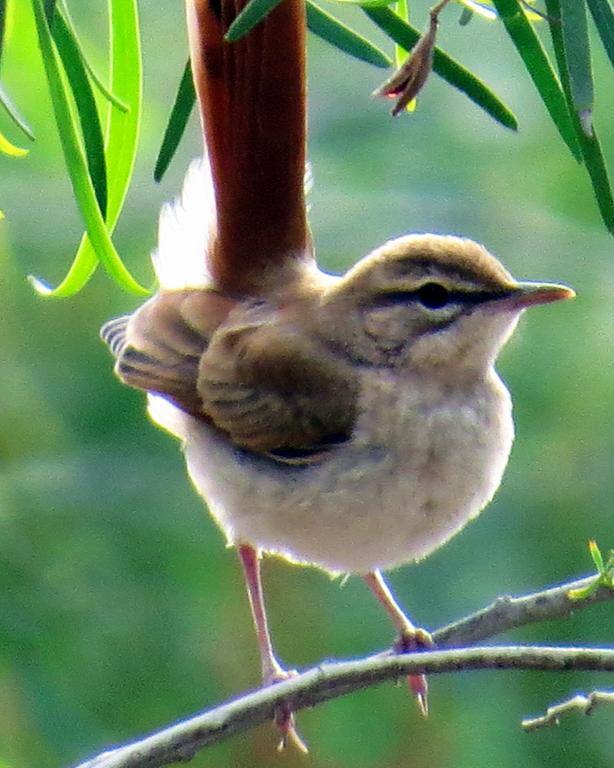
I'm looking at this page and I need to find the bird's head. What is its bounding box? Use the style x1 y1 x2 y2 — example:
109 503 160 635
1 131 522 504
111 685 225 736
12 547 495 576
319 234 574 378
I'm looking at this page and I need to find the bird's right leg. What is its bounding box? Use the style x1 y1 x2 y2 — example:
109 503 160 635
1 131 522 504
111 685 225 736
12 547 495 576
237 544 308 753
363 570 433 716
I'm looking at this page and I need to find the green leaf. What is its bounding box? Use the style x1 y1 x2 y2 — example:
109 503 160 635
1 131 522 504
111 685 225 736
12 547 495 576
459 1 497 20
55 0 128 113
306 1 391 69
568 580 600 600
559 0 593 136
225 0 286 41
44 0 57 22
0 128 28 156
51 8 108 216
459 7 474 25
490 0 581 161
328 0 398 6
589 539 605 572
0 0 6 63
154 60 196 183
30 0 148 296
38 0 145 297
364 6 518 130
587 0 614 68
545 0 614 234
394 0 409 66
0 83 35 141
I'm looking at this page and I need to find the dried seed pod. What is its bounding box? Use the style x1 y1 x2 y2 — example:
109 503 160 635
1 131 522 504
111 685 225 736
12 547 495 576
374 0 451 116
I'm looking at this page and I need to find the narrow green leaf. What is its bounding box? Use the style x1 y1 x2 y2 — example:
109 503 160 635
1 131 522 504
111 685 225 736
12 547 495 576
226 0 285 41
459 6 474 25
38 0 145 297
51 9 108 216
57 0 128 112
589 540 606 573
0 83 35 141
394 0 409 66
0 128 28 156
154 60 196 183
568 580 600 600
306 1 391 69
559 0 593 136
0 0 6 63
30 0 148 296
364 7 518 129
44 0 57 22
587 0 614 68
329 0 398 6
545 0 614 234
490 0 581 160
459 0 497 20
29 252 98 296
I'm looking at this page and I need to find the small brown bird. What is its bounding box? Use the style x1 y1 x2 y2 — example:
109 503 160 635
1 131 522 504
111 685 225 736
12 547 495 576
101 0 574 751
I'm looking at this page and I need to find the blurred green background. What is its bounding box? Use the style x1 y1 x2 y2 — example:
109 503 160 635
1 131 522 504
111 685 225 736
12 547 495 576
1 2 614 767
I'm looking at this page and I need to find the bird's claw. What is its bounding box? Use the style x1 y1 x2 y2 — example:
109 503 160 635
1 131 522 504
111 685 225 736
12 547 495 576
394 626 434 718
265 668 309 754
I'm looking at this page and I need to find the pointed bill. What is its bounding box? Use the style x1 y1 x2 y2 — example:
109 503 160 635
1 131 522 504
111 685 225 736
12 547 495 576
509 281 576 308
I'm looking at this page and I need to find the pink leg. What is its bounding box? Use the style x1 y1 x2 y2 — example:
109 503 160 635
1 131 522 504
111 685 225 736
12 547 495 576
364 571 432 717
237 544 308 752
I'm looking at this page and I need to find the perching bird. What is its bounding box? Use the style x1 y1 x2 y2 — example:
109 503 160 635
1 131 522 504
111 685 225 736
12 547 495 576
101 0 574 750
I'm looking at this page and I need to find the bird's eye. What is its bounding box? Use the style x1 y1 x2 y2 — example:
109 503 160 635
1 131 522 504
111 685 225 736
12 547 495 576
416 282 449 310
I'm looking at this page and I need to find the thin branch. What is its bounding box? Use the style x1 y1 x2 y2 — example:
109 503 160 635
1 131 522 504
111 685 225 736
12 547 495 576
73 573 614 768
75 646 614 768
434 573 614 646
522 689 614 731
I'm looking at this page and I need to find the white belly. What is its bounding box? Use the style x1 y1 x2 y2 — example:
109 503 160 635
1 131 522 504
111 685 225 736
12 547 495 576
148 369 514 574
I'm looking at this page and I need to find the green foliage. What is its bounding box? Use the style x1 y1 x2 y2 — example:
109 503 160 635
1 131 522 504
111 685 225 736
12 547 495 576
154 61 195 184
306 1 391 70
51 7 108 217
568 541 614 600
364 5 518 127
545 0 614 233
28 0 148 296
490 0 581 159
0 84 35 142
559 0 593 131
2 4 614 767
1 0 612 289
225 0 288 39
588 0 614 68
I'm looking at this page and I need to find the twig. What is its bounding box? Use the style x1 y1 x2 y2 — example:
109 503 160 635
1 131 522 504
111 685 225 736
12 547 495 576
433 574 614 646
75 646 614 768
522 689 614 731
73 573 614 768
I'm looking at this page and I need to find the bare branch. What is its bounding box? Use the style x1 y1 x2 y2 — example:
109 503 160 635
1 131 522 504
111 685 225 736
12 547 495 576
73 573 614 768
433 573 614 646
74 645 614 768
522 689 614 731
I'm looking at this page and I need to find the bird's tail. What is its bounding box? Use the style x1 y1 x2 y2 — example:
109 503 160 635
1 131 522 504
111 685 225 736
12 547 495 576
186 0 310 293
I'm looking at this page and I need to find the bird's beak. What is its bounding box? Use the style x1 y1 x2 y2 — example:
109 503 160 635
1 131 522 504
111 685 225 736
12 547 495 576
507 281 576 309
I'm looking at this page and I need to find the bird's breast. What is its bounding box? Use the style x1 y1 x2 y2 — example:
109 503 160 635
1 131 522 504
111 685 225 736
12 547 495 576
176 368 514 574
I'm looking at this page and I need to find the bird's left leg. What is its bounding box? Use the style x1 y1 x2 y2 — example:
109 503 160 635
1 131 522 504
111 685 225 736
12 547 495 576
363 570 433 716
237 544 308 753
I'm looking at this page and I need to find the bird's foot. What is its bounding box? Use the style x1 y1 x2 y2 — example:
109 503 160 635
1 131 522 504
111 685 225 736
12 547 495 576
264 666 309 754
394 626 434 717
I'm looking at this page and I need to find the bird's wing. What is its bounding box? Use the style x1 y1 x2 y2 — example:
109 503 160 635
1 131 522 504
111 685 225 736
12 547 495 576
100 289 236 416
101 293 358 462
198 307 359 458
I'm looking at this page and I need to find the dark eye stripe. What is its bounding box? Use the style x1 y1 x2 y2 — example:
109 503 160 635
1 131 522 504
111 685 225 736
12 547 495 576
375 288 512 307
